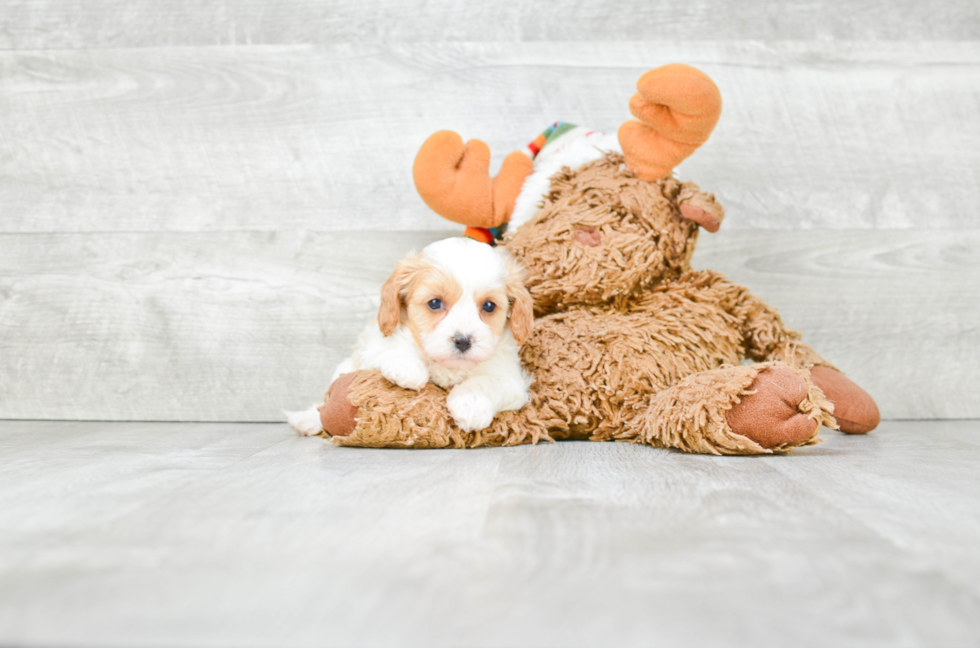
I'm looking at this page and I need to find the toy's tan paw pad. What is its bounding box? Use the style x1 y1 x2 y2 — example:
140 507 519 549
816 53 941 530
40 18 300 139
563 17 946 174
726 367 818 448
809 366 880 434
319 372 360 437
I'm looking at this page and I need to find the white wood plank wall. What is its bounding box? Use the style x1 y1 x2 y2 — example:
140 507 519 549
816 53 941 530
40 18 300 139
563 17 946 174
0 2 977 421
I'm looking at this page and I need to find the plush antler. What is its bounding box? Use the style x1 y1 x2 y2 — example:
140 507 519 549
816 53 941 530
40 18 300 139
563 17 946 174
618 64 722 182
412 131 534 229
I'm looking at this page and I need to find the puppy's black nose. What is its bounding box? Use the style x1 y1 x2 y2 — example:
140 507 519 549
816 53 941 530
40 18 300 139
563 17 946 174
453 333 472 353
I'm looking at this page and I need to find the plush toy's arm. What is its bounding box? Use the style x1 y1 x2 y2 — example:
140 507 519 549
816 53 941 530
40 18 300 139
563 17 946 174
319 370 551 448
731 289 833 369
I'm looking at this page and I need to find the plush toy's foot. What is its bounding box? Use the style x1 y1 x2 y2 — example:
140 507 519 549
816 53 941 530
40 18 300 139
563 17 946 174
726 367 820 449
624 363 832 455
319 372 359 437
809 366 881 434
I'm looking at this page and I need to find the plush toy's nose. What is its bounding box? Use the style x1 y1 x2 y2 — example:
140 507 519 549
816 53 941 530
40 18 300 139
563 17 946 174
574 226 602 247
453 333 473 353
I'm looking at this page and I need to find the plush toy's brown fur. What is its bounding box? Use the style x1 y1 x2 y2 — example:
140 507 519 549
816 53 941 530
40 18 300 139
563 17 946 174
314 65 880 454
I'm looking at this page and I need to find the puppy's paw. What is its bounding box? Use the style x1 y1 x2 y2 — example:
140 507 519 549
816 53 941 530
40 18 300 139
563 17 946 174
447 390 496 432
382 362 429 391
284 406 324 436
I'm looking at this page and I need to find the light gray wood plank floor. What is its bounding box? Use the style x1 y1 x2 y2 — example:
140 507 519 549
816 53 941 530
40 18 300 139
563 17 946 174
1 420 978 647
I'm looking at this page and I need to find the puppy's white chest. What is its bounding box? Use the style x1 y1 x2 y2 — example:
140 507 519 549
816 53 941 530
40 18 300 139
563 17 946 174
426 361 469 389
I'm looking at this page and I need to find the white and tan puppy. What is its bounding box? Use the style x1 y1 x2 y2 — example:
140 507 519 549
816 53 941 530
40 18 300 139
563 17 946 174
288 237 534 435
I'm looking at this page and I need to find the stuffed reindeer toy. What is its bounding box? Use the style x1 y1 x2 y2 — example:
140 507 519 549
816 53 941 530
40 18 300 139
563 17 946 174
311 64 880 454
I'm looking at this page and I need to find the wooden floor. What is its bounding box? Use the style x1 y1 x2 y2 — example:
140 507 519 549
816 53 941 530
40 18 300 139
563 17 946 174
1 420 978 647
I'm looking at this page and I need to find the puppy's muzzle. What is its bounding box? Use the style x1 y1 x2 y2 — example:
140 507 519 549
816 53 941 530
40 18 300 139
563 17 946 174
452 333 473 353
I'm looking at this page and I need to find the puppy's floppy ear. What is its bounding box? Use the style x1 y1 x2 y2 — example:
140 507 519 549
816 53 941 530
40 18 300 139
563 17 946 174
503 258 534 345
378 253 426 337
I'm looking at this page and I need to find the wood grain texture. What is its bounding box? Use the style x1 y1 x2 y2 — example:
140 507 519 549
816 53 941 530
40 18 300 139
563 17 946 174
1 42 977 233
0 419 978 646
1 0 977 49
0 229 975 421
0 230 451 421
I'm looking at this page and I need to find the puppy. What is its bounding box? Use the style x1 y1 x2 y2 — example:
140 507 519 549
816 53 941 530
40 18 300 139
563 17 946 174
288 237 534 435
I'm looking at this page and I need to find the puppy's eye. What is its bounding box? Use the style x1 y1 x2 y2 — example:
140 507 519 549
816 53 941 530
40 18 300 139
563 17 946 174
482 301 496 314
427 299 443 311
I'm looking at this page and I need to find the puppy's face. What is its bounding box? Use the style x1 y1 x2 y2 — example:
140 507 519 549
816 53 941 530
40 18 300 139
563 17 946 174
379 238 532 370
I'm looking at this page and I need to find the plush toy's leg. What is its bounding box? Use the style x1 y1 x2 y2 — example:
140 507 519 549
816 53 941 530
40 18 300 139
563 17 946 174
318 372 359 437
317 370 548 449
748 341 879 434
621 363 835 455
809 366 880 434
729 288 880 434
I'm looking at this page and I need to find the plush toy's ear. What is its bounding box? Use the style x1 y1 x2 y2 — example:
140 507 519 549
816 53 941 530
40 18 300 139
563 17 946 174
413 131 534 229
503 259 534 345
378 253 426 336
677 182 725 233
618 64 722 182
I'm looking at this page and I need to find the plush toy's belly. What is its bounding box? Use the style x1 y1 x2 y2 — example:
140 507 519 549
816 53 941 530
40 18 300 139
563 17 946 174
520 288 745 439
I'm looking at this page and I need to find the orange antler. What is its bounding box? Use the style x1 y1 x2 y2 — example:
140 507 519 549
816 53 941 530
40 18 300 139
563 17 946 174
412 131 533 229
618 64 723 181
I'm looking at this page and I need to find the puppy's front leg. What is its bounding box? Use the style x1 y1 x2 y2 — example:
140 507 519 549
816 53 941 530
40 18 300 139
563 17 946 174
378 351 430 391
447 371 531 432
446 384 496 432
